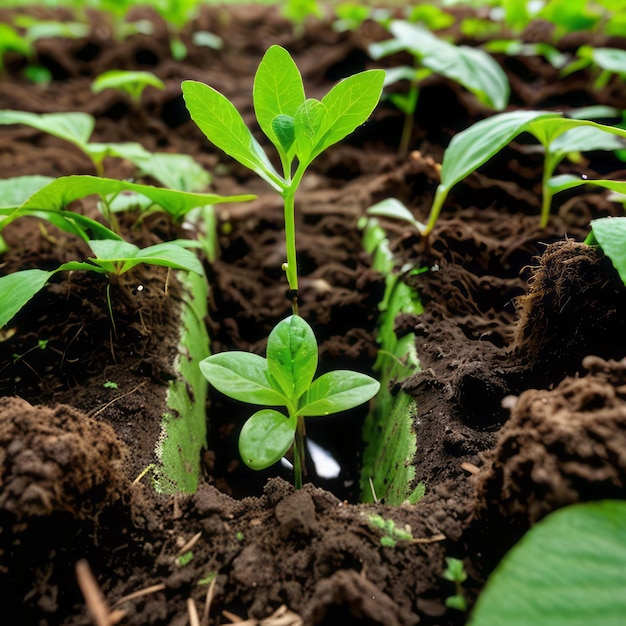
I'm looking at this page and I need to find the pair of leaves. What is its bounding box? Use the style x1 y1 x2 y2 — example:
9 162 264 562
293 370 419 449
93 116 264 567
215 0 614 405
199 315 380 470
181 45 384 191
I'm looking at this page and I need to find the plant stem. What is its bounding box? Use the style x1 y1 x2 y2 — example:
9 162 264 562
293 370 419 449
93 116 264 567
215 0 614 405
282 189 299 315
292 415 305 489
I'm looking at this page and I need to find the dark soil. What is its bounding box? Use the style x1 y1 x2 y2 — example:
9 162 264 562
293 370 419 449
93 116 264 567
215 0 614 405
1 4 626 625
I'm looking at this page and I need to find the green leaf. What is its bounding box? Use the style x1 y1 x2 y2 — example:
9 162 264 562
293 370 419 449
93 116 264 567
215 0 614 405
253 45 305 155
238 409 297 470
550 125 626 157
0 175 54 209
588 217 626 286
366 198 424 232
299 370 380 416
469 501 626 626
181 80 283 191
0 268 55 328
0 110 94 148
590 47 626 77
87 239 204 276
266 315 318 403
199 352 287 406
0 261 94 328
311 69 385 162
14 175 254 220
440 110 559 193
92 70 165 102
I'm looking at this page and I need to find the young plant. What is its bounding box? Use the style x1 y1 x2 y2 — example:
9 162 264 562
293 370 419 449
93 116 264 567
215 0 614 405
562 45 626 90
422 110 626 236
443 557 468 612
183 45 384 487
91 70 165 106
0 174 255 328
200 315 379 489
369 20 509 157
367 514 414 548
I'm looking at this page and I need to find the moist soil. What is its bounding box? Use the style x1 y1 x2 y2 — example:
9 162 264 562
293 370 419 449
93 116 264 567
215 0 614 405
1 5 626 625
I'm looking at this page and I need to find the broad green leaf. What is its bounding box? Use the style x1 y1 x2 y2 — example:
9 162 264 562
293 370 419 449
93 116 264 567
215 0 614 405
181 80 283 191
266 315 318 403
294 99 328 164
14 175 254 220
548 173 626 198
253 45 305 154
0 175 54 208
0 110 94 147
199 352 287 406
469 501 626 626
312 70 385 162
590 47 626 76
422 44 509 110
587 216 626 285
299 370 380 416
440 110 559 193
528 116 626 148
239 409 297 470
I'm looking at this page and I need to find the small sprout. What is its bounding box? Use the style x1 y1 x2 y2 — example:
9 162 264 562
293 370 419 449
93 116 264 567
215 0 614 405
443 557 468 612
103 381 119 389
176 550 194 567
368 514 414 547
235 531 244 542
198 572 217 586
92 70 165 105
37 339 48 350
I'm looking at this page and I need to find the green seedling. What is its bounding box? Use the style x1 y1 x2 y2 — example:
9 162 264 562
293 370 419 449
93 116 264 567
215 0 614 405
103 381 119 389
423 110 626 236
92 70 165 105
485 40 567 69
184 44 383 488
0 110 209 188
368 514 414 548
0 24 31 74
369 20 509 156
200 315 379 489
444 557 468 612
0 174 255 328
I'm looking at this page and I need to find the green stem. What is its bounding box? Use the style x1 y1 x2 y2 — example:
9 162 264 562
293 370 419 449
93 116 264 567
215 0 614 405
283 189 299 315
540 150 559 229
292 415 305 489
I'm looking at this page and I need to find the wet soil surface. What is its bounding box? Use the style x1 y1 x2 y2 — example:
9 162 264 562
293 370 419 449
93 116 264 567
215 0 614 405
1 5 626 625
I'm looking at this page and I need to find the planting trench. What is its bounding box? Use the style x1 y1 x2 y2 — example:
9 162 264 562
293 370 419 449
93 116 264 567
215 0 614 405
1 5 626 625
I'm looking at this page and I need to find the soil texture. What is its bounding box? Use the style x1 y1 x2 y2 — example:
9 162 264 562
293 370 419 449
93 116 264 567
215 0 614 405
1 4 626 625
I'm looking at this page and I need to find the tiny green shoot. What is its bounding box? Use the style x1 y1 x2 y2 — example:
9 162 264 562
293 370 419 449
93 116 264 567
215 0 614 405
444 557 468 612
176 551 194 567
368 514 414 548
92 70 165 105
103 381 119 389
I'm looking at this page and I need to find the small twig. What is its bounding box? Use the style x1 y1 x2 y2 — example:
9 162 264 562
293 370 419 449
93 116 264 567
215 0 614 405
111 582 166 609
177 531 203 557
411 533 446 544
368 476 378 503
201 575 217 626
188 597 201 626
90 381 146 418
76 560 125 626
461 461 480 475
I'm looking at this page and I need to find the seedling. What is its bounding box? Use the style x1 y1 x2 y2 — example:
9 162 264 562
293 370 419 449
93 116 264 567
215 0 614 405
92 70 165 106
423 110 626 236
444 557 468 611
368 514 414 548
369 20 509 156
0 175 255 328
184 45 383 488
200 315 379 488
562 46 626 90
